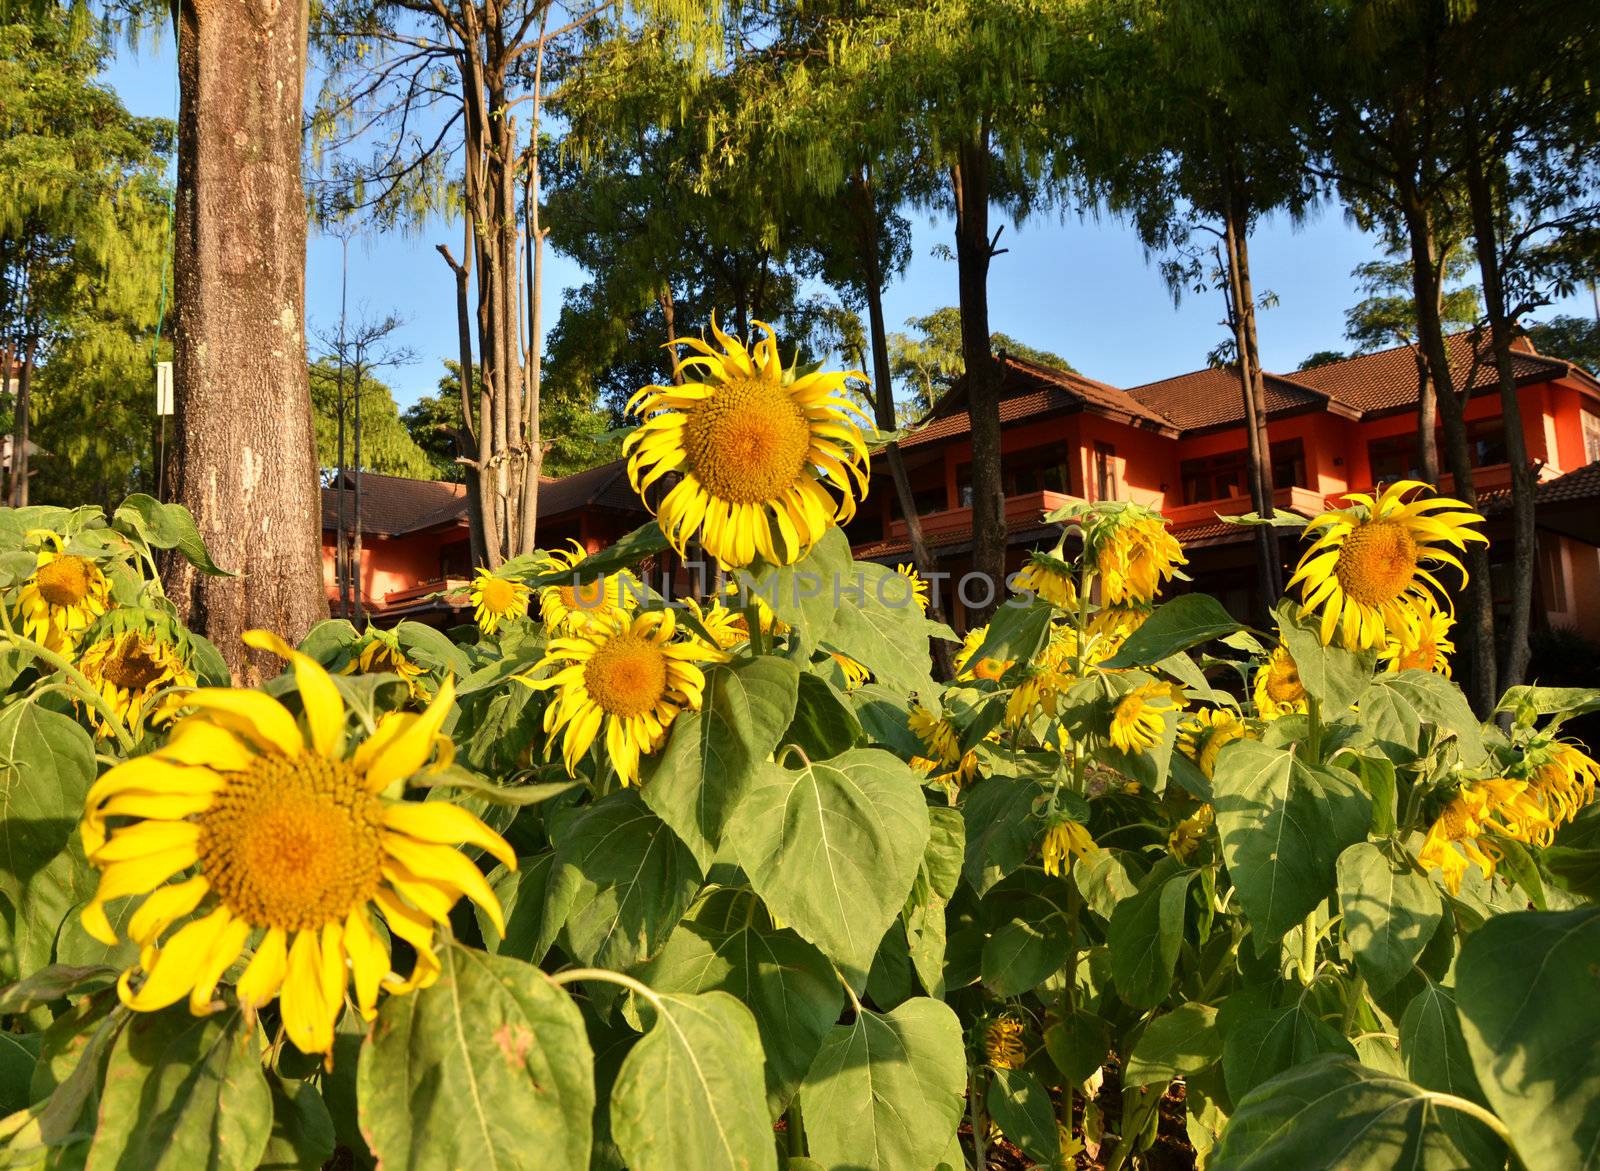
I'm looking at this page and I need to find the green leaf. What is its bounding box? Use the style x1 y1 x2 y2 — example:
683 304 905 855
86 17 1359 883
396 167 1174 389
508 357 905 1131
610 991 775 1171
961 774 1039 896
1273 600 1376 712
1212 740 1371 951
1103 594 1243 668
1338 841 1443 994
112 494 229 574
1361 671 1486 766
543 791 701 970
920 805 966 902
823 563 936 695
982 917 1069 998
531 522 668 585
728 748 930 984
0 703 99 975
642 656 801 869
1043 1010 1109 1085
86 1009 271 1171
1212 1057 1470 1170
1074 849 1144 922
1220 986 1355 1103
258 1076 336 1171
632 888 842 1117
1457 907 1600 1171
849 684 923 760
480 853 554 963
1108 863 1193 1009
785 672 866 761
967 599 1053 668
799 998 966 1171
359 945 594 1171
1125 1003 1221 1088
986 1067 1061 1165
0 1031 40 1115
1400 982 1503 1169
744 527 853 651
0 965 115 1014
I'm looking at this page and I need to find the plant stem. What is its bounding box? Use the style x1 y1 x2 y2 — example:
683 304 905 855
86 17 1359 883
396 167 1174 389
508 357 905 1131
1342 970 1367 1035
547 967 664 1013
785 1098 805 1157
968 1064 988 1171
1422 1092 1515 1146
1306 695 1323 764
1299 911 1319 986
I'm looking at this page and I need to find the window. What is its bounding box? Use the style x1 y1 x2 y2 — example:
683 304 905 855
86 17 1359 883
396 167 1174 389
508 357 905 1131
1094 442 1118 501
1180 451 1248 505
1465 417 1508 468
1368 433 1422 485
1271 439 1307 491
439 541 471 579
1585 412 1600 465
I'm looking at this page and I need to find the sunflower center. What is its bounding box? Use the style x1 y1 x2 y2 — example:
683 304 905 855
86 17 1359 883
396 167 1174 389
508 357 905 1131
559 579 607 613
1438 800 1470 840
480 577 519 614
36 556 94 607
101 639 168 691
1266 660 1305 705
582 633 669 718
198 754 384 932
683 377 812 504
1333 520 1419 607
1399 639 1437 671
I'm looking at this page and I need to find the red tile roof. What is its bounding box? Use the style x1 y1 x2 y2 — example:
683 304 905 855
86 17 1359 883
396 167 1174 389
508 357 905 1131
1124 367 1350 432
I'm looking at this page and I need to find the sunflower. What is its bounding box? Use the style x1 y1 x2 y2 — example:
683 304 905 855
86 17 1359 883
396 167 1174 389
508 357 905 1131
829 651 871 691
344 632 429 700
77 629 195 739
894 564 930 615
1524 741 1600 827
78 631 512 1058
15 542 111 654
1110 682 1182 755
1005 629 1077 729
1077 606 1147 669
470 568 532 635
526 608 721 786
1288 480 1487 649
954 626 1013 683
536 541 641 633
1041 817 1098 876
1380 599 1456 676
682 596 749 651
1168 804 1214 862
908 701 979 786
984 1016 1027 1070
1417 778 1554 894
1014 551 1078 609
1253 646 1308 720
1177 708 1248 778
623 319 872 569
1093 512 1185 606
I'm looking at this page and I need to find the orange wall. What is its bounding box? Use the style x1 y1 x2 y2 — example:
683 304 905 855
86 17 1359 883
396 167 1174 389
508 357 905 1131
322 528 468 608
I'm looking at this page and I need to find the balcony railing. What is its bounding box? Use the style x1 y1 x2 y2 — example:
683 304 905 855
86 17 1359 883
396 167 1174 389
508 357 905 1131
885 489 1074 541
1163 486 1329 528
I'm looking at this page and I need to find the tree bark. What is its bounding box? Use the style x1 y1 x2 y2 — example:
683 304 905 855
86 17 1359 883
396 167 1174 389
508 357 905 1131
1220 174 1281 616
951 129 1006 622
1412 347 1440 484
168 0 326 683
436 239 488 569
1399 188 1497 711
1464 146 1533 694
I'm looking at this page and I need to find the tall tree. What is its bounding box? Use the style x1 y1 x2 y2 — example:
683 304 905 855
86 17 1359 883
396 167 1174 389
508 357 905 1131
165 0 325 680
1526 315 1600 374
889 306 1076 416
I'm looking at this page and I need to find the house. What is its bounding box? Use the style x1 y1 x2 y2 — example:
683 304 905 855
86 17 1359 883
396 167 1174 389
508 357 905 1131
847 333 1600 633
320 460 650 624
322 334 1600 638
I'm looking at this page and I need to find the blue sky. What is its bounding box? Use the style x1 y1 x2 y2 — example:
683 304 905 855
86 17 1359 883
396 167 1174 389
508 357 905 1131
102 40 1594 411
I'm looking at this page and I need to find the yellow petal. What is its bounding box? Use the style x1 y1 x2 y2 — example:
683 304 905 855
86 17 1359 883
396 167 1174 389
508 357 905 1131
82 844 201 946
118 906 233 1012
344 907 388 1020
280 929 340 1056
91 820 200 865
187 913 251 1015
380 834 505 937
127 874 210 947
182 688 303 758
243 630 346 757
237 927 288 1013
354 678 455 793
159 718 257 772
381 801 517 871
373 889 441 994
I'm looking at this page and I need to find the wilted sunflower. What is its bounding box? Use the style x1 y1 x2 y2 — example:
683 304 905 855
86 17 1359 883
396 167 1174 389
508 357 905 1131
526 608 721 786
954 626 1013 682
1288 480 1486 649
984 1016 1027 1070
894 564 930 615
343 631 428 700
1015 551 1078 609
623 319 872 569
829 651 871 691
908 701 979 786
682 596 748 651
77 628 195 739
1524 740 1600 827
1110 681 1183 755
1093 511 1185 606
470 568 532 635
1168 804 1214 861
79 631 512 1058
536 541 641 633
15 538 111 654
1417 778 1553 894
1177 708 1248 778
1041 817 1098 876
1253 646 1308 720
1379 601 1456 676
1005 629 1077 729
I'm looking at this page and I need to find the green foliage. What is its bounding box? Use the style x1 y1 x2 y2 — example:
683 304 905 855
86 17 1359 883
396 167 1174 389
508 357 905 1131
308 359 434 479
888 307 1076 415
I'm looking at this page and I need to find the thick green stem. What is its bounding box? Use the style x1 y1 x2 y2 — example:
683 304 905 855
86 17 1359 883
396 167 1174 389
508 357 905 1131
968 1065 988 1171
1422 1092 1514 1146
785 1098 805 1157
1299 911 1319 986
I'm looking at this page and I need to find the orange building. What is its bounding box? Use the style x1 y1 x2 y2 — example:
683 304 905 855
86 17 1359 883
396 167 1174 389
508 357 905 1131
323 334 1600 638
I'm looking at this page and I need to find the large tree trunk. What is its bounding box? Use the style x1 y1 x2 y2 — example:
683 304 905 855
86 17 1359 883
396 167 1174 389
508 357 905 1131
951 129 1005 621
1220 177 1281 617
1464 147 1533 694
1399 189 1497 711
168 0 325 683
1413 348 1440 484
437 238 489 569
